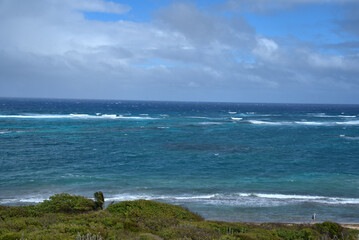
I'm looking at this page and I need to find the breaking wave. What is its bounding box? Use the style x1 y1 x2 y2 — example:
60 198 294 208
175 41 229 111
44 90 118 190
0 114 159 120
310 113 357 118
105 192 359 207
248 120 359 126
1 192 359 208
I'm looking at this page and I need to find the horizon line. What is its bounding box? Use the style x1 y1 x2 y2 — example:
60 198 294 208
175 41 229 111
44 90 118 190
0 96 358 106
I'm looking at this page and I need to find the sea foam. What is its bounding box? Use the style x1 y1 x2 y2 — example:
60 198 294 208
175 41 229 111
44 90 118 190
231 117 243 121
0 114 159 120
248 120 359 126
100 192 359 207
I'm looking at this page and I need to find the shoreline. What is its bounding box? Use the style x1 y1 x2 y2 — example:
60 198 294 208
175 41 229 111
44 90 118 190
242 222 359 230
340 224 359 230
1 193 359 239
3 199 359 225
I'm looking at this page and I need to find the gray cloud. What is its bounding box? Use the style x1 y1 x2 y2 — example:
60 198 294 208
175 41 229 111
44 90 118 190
0 0 358 103
335 3 359 38
223 0 359 13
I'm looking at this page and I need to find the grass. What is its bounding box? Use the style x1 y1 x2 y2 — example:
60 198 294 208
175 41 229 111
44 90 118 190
0 193 358 240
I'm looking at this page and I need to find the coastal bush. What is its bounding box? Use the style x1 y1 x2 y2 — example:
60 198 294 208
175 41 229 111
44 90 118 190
0 232 22 240
106 199 203 221
37 193 96 213
76 232 103 240
0 195 359 240
138 233 163 240
197 221 249 234
159 224 220 240
0 205 40 218
315 221 343 238
275 228 315 240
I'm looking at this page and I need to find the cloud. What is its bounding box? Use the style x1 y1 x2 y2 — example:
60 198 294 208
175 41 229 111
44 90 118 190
223 0 359 13
334 2 359 38
155 2 255 48
253 38 279 60
68 0 131 14
0 0 358 103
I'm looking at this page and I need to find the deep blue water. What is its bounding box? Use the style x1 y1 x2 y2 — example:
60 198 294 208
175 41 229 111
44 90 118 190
0 98 359 223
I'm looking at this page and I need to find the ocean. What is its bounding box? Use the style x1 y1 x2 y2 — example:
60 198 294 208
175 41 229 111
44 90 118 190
0 98 358 223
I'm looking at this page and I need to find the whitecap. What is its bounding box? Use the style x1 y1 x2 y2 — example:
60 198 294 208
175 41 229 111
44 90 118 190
248 120 290 126
187 116 210 119
339 135 359 140
104 192 359 207
199 122 223 125
0 114 159 120
3 192 359 207
310 113 356 118
340 115 357 118
0 196 48 204
231 117 243 121
295 121 331 126
336 120 359 125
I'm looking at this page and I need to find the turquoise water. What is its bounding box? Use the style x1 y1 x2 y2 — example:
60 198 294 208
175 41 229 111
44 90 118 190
0 98 359 223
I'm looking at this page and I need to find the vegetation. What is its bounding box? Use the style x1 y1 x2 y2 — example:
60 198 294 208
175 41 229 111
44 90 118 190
0 193 358 240
94 192 105 211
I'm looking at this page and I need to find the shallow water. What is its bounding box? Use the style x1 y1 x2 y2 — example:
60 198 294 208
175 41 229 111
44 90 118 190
0 98 358 222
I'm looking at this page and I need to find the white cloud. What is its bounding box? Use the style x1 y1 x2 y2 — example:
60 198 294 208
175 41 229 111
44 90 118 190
253 38 279 61
0 0 358 103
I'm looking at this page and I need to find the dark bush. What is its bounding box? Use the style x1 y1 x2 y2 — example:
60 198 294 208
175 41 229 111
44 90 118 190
0 205 40 218
315 221 343 239
37 193 96 213
106 199 203 221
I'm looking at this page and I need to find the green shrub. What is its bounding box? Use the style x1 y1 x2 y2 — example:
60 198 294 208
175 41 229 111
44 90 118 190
106 199 202 221
1 193 359 240
138 233 163 240
315 221 343 238
275 228 299 240
159 224 220 240
37 193 96 213
76 232 103 240
123 220 140 232
0 232 22 240
298 228 316 240
0 205 40 218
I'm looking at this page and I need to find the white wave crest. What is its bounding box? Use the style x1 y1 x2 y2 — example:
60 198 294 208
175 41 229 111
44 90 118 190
0 130 25 134
294 121 332 126
104 192 359 207
248 120 290 125
2 192 359 207
231 117 243 121
336 120 359 125
311 113 356 118
199 122 223 125
0 114 159 120
340 135 359 140
248 120 359 126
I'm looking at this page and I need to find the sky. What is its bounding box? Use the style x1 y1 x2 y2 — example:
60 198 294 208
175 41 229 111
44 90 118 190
0 0 358 104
